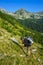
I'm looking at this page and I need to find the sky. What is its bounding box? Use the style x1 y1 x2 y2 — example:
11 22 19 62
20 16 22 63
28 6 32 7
0 0 43 12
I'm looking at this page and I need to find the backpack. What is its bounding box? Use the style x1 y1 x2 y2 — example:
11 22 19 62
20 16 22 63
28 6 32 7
23 37 33 46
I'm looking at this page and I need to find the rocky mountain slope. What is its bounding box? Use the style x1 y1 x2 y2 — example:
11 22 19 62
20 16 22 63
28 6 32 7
13 9 43 19
13 9 43 33
0 9 43 65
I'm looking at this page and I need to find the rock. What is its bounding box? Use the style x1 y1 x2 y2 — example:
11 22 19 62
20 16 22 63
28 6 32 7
32 49 37 52
20 54 25 57
38 58 41 62
10 37 18 43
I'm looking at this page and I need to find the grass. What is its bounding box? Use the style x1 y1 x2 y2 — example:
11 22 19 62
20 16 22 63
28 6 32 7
0 33 43 65
0 11 43 65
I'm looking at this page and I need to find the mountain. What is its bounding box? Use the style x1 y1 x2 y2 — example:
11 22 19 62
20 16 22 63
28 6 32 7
13 8 43 19
0 9 43 65
13 8 43 33
0 8 15 16
13 8 32 19
0 8 8 14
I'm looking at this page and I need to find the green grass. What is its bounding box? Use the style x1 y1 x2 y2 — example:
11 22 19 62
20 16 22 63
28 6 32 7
0 11 43 65
0 33 43 65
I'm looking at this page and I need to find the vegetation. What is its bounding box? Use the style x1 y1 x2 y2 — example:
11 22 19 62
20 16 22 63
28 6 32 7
0 11 43 65
18 18 43 33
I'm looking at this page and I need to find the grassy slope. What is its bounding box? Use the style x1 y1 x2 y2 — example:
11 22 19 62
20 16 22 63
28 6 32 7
0 12 43 65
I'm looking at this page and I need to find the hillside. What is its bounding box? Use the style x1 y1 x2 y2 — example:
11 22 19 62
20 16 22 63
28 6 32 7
13 9 43 33
0 9 43 65
18 18 43 33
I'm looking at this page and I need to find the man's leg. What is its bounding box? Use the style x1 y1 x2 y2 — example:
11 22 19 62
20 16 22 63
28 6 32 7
27 47 31 56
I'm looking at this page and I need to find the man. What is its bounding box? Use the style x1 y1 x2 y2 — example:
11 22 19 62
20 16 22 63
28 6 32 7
21 36 34 56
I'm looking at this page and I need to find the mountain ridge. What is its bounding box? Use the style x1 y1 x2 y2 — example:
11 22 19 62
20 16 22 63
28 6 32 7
13 8 43 19
0 8 43 32
0 8 43 19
